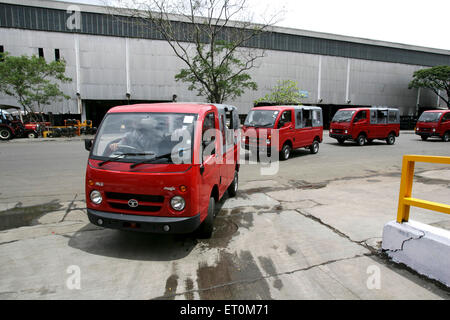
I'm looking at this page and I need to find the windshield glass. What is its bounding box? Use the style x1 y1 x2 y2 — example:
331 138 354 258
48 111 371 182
92 112 197 164
244 110 279 127
332 110 355 123
418 112 442 123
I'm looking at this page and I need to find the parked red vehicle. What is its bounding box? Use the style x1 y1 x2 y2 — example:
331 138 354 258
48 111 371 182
242 106 323 160
84 103 240 238
329 107 400 146
0 106 42 140
415 110 450 142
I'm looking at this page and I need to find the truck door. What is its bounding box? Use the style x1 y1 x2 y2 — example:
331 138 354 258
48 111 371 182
199 111 219 216
278 110 294 149
353 110 368 137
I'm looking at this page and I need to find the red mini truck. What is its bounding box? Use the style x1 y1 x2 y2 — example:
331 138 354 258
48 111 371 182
415 110 450 142
329 107 400 146
84 103 240 238
242 106 323 160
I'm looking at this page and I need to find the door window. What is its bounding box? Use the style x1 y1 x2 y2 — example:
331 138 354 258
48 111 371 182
354 111 367 122
202 112 216 158
295 110 302 129
278 110 292 128
442 113 450 122
370 110 377 124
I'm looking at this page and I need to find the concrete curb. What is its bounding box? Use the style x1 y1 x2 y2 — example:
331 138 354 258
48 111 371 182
382 220 450 287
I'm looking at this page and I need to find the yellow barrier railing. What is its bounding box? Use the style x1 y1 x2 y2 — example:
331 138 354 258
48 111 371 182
397 155 450 223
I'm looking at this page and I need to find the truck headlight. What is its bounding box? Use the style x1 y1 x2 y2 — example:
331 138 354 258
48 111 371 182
90 190 102 204
344 130 348 134
330 129 333 133
433 128 436 132
170 196 185 211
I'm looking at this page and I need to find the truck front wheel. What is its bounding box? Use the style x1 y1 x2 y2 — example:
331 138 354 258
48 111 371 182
0 127 12 140
197 197 215 239
443 132 450 142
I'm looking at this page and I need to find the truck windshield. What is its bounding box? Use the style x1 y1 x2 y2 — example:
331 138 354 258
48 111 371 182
92 112 197 164
418 112 442 123
244 110 279 127
332 110 355 123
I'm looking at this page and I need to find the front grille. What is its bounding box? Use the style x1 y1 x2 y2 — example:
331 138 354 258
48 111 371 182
109 202 161 212
105 192 164 203
333 129 344 134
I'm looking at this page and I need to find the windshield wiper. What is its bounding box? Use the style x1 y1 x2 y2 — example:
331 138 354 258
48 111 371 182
98 152 155 166
130 148 191 169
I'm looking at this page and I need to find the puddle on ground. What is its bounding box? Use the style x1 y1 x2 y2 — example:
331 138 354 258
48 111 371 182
0 200 62 231
289 180 327 190
196 250 272 299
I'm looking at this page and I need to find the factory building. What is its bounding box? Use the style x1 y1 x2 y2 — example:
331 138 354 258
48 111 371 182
1 0 449 126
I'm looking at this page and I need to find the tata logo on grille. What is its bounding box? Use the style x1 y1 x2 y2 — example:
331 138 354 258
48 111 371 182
128 199 139 208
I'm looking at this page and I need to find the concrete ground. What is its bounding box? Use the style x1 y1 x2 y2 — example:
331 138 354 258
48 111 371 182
0 132 449 299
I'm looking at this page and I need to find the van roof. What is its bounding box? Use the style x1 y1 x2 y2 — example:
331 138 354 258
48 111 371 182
422 109 449 113
251 105 322 111
337 107 399 112
107 103 236 114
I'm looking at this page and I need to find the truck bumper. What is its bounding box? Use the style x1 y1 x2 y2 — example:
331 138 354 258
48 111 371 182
330 133 352 140
87 208 201 234
415 132 441 138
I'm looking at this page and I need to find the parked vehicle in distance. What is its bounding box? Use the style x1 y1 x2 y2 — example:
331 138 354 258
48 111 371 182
242 105 323 160
84 103 240 238
329 107 400 146
415 110 450 142
0 105 41 140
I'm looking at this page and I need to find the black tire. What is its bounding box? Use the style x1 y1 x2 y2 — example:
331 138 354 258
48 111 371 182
356 134 366 146
197 197 215 239
443 132 450 142
0 127 12 140
337 138 345 145
280 144 291 161
310 140 319 154
227 171 239 197
421 136 428 141
386 133 395 145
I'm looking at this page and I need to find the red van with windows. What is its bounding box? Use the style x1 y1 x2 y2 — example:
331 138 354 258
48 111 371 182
84 103 240 238
242 106 323 160
329 107 400 146
415 110 450 142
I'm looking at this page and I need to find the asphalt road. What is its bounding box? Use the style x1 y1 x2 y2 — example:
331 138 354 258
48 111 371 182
1 132 450 300
0 132 449 208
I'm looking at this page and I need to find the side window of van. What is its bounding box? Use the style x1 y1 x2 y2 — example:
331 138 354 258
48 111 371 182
370 110 377 124
442 113 450 122
377 110 388 124
202 112 216 156
388 111 398 123
302 109 312 128
312 110 322 127
295 110 302 129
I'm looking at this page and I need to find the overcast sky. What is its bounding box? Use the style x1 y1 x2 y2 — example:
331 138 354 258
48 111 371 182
56 0 450 50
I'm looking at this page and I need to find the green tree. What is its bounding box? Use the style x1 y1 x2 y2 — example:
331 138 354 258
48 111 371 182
110 0 280 103
0 52 72 121
254 80 305 105
408 65 450 108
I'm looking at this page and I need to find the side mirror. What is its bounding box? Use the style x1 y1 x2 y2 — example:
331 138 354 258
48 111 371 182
84 139 93 151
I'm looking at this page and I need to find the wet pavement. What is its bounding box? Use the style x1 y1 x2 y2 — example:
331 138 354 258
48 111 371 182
0 133 450 299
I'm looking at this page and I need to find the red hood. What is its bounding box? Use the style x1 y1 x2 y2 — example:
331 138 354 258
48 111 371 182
416 121 438 128
330 122 351 130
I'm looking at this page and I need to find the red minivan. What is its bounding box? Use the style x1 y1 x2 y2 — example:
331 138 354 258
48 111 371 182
84 103 240 238
242 106 323 160
415 110 450 142
329 107 400 146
